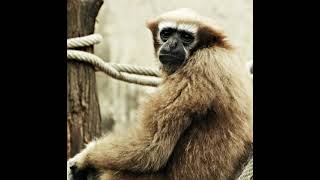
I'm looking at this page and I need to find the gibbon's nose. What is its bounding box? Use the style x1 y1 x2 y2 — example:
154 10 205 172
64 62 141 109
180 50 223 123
168 37 178 49
161 37 182 54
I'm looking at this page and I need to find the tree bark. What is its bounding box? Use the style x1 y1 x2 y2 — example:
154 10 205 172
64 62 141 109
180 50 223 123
67 0 103 160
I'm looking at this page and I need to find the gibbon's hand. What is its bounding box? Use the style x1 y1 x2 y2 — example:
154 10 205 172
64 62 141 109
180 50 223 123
67 152 85 180
67 159 75 180
67 141 97 179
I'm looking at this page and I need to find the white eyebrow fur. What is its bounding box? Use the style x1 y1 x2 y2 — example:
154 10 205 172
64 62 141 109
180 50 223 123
158 21 177 31
158 21 198 34
177 23 198 34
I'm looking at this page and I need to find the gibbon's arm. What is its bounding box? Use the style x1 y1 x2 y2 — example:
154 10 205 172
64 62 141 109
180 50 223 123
72 80 200 173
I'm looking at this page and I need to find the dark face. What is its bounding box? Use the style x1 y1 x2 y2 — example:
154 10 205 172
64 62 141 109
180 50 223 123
158 28 196 73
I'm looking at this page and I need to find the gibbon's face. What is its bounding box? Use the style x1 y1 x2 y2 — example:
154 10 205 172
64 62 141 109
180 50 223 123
147 8 232 74
156 22 198 72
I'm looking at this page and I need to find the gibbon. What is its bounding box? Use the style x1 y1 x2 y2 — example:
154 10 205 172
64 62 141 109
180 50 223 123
67 8 253 180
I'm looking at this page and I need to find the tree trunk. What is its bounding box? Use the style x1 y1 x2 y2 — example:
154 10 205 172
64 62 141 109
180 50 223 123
67 0 103 160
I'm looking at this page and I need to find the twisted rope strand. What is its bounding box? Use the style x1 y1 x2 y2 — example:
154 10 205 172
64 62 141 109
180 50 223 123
67 34 103 48
67 34 162 86
67 50 161 86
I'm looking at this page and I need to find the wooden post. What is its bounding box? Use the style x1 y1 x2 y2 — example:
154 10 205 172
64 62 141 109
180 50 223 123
67 0 103 161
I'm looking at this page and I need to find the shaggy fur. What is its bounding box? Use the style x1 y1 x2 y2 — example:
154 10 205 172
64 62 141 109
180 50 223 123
68 8 253 180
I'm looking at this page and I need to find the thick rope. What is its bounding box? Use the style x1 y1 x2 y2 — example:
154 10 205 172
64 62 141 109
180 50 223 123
238 157 253 180
67 34 162 86
110 63 161 77
68 50 161 86
236 144 253 180
67 34 103 48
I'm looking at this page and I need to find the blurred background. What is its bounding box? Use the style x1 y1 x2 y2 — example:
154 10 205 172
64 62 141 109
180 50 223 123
93 0 253 133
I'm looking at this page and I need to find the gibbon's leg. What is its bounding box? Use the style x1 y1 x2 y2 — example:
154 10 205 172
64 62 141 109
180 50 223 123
67 78 195 179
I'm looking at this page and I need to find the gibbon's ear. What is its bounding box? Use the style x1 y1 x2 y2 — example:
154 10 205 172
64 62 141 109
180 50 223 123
196 25 232 49
146 19 162 52
146 18 159 36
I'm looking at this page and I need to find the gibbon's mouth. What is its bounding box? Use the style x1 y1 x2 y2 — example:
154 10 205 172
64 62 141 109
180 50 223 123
159 54 185 65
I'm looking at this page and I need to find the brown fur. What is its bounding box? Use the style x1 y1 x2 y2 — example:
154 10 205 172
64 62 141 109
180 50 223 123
73 9 253 180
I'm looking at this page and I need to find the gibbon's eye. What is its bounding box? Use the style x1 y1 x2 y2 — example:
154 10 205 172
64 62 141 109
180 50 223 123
160 29 173 41
180 31 194 44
